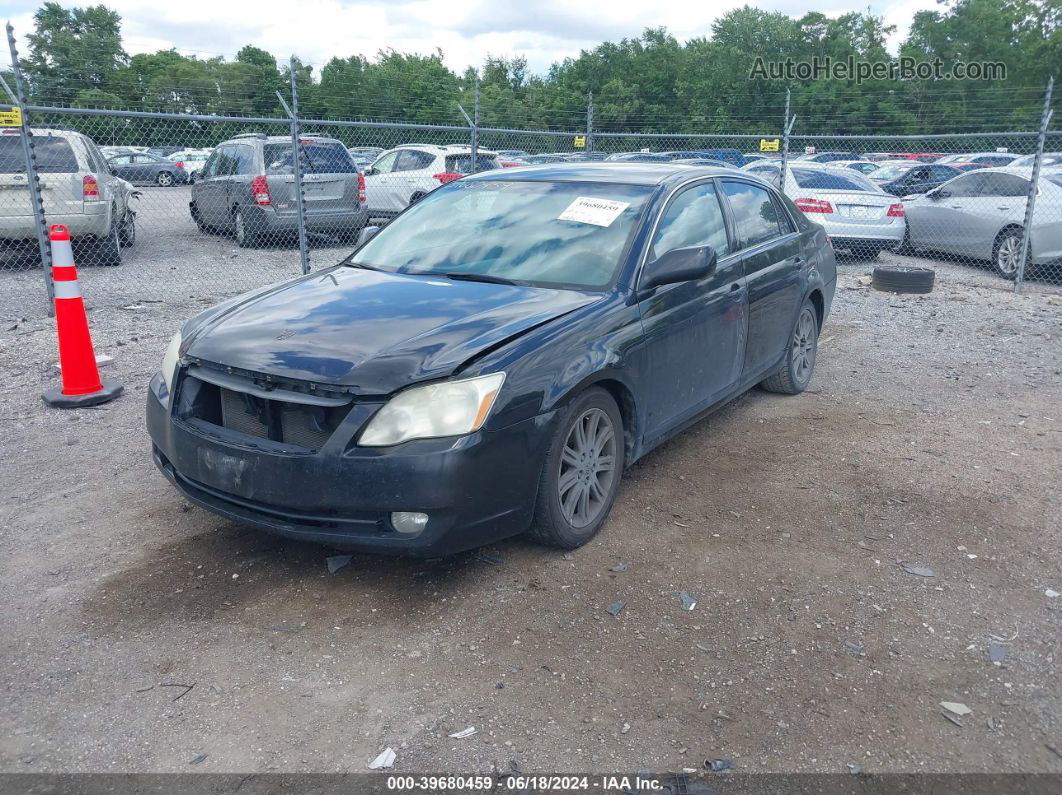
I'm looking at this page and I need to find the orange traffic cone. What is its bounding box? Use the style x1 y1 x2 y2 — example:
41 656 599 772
42 224 123 408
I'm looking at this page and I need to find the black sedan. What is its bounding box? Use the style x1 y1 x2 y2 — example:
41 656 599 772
147 164 836 555
871 163 963 196
107 152 189 186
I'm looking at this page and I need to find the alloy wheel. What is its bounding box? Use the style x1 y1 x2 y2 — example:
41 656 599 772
557 407 616 528
157 171 173 187
997 234 1021 276
791 307 817 386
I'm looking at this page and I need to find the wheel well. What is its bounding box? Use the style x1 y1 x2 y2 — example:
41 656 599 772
591 378 637 466
994 224 1023 248
808 289 824 331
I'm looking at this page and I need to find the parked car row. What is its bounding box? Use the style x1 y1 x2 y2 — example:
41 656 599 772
741 156 1062 278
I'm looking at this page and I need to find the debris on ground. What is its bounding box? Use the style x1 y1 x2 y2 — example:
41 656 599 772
607 600 626 616
476 552 503 565
705 758 735 772
941 701 972 716
189 754 207 765
620 722 630 734
448 726 477 739
989 643 1008 664
941 711 964 727
609 563 628 573
562 553 574 561
678 591 697 611
847 763 862 775
901 564 935 577
369 747 396 769
326 555 352 574
1046 588 1060 599
844 640 866 656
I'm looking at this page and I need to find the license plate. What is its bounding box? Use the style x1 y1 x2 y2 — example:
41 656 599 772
841 205 880 219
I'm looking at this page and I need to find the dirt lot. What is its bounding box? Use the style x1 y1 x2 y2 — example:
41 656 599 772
1 219 1061 776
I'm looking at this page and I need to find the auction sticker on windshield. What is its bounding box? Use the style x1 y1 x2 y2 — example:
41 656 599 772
558 197 630 227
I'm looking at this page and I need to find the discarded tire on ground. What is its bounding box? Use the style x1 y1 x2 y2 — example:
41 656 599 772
871 265 935 294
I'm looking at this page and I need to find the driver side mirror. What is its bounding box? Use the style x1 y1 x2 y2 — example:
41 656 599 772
928 189 948 200
358 225 380 245
365 167 377 177
641 245 717 292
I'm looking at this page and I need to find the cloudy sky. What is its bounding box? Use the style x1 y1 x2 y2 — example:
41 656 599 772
1 0 941 74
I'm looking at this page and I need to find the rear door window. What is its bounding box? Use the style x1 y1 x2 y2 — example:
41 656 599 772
396 150 434 172
0 134 79 173
720 180 785 248
445 154 497 174
232 145 255 176
978 173 1029 197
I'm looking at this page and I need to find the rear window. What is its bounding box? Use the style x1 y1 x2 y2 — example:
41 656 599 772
0 134 79 173
265 141 355 175
792 168 876 191
445 154 497 174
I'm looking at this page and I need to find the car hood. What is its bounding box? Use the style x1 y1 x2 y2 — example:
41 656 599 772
183 266 600 394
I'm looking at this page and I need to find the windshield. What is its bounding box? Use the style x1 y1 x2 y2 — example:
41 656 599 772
353 180 654 290
871 165 913 180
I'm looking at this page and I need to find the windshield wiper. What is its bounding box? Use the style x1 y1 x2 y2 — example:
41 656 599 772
343 260 384 271
441 272 519 286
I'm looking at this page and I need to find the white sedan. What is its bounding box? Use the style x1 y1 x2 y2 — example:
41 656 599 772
742 160 905 257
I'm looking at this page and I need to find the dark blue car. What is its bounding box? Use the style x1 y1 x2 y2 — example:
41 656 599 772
147 164 836 555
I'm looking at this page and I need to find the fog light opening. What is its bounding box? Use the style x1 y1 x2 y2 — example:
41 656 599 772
391 511 429 535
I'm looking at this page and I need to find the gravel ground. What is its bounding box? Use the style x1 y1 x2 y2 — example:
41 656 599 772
1 198 1061 776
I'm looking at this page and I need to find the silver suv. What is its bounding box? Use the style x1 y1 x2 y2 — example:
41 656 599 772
0 127 137 265
190 133 368 247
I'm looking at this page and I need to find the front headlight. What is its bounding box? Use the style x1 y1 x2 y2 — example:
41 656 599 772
160 331 182 399
359 372 505 447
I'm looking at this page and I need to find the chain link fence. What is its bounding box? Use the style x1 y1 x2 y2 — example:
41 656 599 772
0 59 1058 343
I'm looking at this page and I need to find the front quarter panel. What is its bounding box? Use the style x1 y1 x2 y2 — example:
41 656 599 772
469 292 647 439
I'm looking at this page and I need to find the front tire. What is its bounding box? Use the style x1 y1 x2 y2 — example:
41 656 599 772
527 387 625 550
761 300 818 394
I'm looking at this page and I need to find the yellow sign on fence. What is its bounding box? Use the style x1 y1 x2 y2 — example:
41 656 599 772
574 135 586 149
0 108 23 127
759 138 780 152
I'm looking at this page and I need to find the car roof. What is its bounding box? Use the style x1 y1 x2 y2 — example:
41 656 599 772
464 162 757 187
393 144 499 155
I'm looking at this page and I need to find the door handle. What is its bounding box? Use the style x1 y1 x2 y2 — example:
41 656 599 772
997 206 1011 211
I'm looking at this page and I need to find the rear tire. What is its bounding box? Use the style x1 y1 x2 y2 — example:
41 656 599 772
991 227 1023 281
409 192 425 206
527 387 625 550
117 209 136 247
156 171 174 187
94 219 123 266
233 207 257 248
761 300 818 394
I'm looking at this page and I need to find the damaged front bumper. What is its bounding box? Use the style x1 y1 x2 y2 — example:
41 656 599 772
146 369 553 556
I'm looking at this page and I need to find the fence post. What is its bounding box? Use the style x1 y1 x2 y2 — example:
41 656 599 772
586 91 594 155
288 56 310 275
471 78 479 171
779 88 793 196
1014 76 1054 294
6 23 54 312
